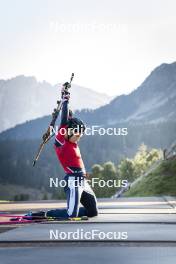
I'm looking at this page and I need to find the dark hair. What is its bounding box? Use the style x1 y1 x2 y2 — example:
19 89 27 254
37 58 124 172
67 118 86 138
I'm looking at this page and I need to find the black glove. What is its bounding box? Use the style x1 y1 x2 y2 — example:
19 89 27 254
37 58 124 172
42 131 50 142
61 86 70 100
63 82 71 88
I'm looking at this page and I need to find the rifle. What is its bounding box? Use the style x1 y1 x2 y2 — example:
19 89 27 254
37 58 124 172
32 73 74 167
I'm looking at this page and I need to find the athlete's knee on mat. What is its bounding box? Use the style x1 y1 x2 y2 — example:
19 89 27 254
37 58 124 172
67 209 79 218
68 212 78 218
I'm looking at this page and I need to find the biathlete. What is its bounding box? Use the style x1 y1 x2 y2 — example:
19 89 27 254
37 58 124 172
25 83 98 220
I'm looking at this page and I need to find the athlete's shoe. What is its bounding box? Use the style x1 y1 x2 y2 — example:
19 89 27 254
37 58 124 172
23 211 46 220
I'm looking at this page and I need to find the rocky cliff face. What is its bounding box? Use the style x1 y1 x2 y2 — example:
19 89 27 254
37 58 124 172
75 62 176 125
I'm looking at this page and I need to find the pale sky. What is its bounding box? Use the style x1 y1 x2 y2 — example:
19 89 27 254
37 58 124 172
0 0 176 96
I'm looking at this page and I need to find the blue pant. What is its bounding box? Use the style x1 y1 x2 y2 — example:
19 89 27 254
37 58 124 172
47 173 98 218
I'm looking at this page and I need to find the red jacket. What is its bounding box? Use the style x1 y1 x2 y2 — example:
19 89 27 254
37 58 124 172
54 100 86 174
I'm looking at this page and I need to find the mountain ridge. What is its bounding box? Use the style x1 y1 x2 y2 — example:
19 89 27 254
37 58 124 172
75 61 176 125
0 75 113 132
0 62 176 140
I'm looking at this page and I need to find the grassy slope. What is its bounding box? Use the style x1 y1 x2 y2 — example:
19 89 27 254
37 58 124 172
125 160 176 197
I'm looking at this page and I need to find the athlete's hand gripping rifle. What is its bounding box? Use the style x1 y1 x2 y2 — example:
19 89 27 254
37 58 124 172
32 73 74 167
